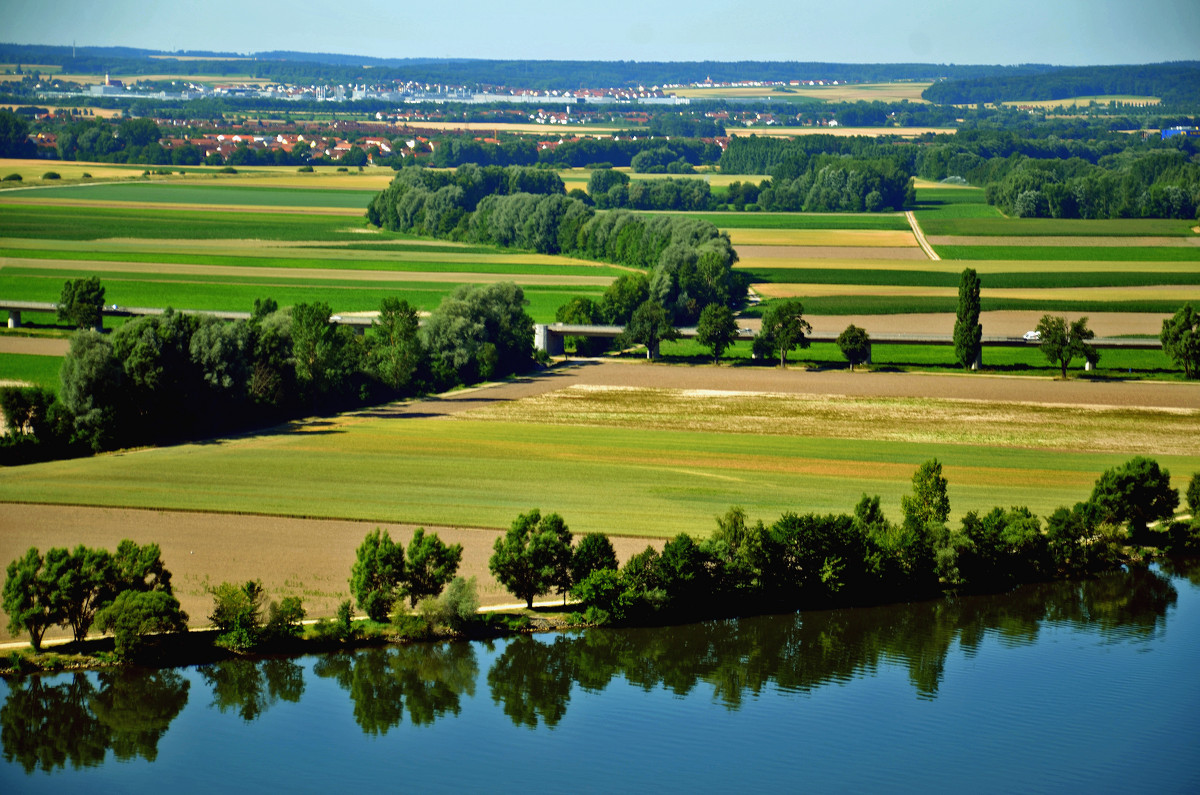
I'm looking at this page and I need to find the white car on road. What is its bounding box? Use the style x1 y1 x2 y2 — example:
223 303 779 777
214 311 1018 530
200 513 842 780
1023 330 1041 342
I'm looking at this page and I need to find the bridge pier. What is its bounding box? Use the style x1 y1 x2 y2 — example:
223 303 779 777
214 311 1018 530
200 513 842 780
7 310 19 329
534 324 564 357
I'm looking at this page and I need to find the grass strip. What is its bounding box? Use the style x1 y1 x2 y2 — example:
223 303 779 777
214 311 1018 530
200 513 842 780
920 217 1199 237
17 183 380 209
938 245 1200 262
741 267 1200 287
0 353 62 390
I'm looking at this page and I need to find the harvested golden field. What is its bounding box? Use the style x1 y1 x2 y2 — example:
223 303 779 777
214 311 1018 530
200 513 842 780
726 229 917 247
0 159 149 180
672 82 932 103
738 247 929 265
466 384 1200 456
753 282 1200 302
726 126 952 138
1000 96 1160 108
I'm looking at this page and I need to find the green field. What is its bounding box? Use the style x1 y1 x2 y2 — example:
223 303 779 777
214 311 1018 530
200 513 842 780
0 271 600 322
0 353 62 390
661 211 911 230
0 204 383 241
920 217 1199 237
10 183 380 209
937 245 1200 262
739 267 1200 288
650 339 1173 377
0 395 1194 536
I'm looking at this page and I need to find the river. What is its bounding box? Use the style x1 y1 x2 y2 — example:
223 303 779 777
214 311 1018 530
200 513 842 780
3 561 1198 793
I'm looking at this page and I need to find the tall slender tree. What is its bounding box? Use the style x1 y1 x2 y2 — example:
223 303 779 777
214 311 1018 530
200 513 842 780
953 268 982 370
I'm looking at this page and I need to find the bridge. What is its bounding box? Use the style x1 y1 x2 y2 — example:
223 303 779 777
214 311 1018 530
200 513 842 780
533 322 1162 370
1 300 375 332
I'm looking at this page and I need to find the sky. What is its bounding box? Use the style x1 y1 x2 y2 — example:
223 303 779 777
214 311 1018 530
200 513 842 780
5 0 1200 65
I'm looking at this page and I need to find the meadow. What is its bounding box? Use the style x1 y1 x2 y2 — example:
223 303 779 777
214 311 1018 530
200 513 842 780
0 353 61 390
0 381 1194 536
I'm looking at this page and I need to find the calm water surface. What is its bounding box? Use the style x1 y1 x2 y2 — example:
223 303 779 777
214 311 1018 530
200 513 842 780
3 562 1199 793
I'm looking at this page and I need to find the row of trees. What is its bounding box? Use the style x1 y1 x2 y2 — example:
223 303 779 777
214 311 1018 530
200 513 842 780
367 165 747 326
3 540 185 656
0 279 536 464
556 457 1199 625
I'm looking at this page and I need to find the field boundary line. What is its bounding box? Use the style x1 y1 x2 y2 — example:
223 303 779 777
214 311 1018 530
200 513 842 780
906 210 940 261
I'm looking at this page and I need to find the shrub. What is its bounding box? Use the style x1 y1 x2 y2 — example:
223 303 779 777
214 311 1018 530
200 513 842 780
208 580 265 651
311 599 356 643
297 165 314 172
263 596 306 640
219 166 237 174
82 172 91 178
95 590 188 659
41 171 60 180
3 173 22 181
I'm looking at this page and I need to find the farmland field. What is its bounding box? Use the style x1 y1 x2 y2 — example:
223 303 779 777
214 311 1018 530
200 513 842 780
1 363 1195 537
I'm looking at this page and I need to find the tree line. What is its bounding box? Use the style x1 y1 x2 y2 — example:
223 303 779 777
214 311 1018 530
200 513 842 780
0 278 536 465
507 457 1200 626
3 558 1182 770
922 62 1200 107
367 164 747 326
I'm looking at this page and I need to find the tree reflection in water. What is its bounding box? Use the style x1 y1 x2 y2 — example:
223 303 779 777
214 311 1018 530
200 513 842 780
0 669 189 773
483 564 1182 718
199 658 305 722
313 643 477 734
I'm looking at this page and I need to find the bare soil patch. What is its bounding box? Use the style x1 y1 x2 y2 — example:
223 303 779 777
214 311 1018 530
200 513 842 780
737 246 929 262
0 336 70 356
0 502 662 642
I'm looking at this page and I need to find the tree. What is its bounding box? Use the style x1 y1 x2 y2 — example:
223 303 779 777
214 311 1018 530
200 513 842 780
290 302 358 403
1089 457 1179 535
208 580 266 651
1186 473 1200 516
423 282 535 387
45 545 114 642
350 528 406 622
601 272 650 325
1036 314 1099 378
95 590 188 660
366 296 422 392
59 330 124 450
620 299 679 359
555 295 606 357
572 533 619 585
696 304 739 364
953 268 982 369
758 299 812 367
1160 303 1199 379
836 324 871 370
3 548 58 651
901 458 951 531
402 528 464 607
0 108 35 158
57 276 105 330
489 509 570 609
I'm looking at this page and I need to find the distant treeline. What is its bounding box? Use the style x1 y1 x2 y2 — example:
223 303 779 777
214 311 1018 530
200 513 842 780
0 44 1050 87
425 136 722 170
923 62 1200 106
367 165 747 324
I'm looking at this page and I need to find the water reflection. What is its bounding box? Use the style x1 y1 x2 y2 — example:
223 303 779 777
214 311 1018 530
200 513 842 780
199 658 305 722
0 563 1186 772
0 669 189 772
313 643 477 734
491 565 1180 710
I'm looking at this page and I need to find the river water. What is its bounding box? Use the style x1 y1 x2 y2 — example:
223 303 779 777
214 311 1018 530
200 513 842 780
3 561 1198 793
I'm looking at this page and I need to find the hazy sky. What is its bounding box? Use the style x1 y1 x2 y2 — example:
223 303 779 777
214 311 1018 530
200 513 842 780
5 0 1199 65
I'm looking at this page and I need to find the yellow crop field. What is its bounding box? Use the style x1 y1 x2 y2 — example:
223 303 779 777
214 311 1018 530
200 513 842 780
726 126 952 138
726 229 917 247
672 82 932 103
0 159 150 181
1001 95 1160 108
754 282 1200 302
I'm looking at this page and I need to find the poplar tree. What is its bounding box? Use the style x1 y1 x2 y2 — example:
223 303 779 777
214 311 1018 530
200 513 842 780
953 268 982 369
